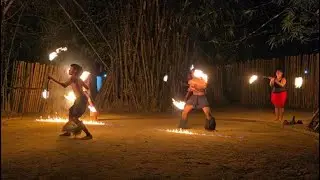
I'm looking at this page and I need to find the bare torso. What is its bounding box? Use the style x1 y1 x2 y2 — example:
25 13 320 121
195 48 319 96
188 78 207 96
71 77 85 98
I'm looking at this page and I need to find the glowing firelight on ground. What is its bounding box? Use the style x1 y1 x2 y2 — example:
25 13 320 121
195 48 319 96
165 128 195 135
172 98 185 110
162 129 236 137
36 116 105 125
295 77 303 88
49 47 67 61
249 75 258 84
42 89 49 99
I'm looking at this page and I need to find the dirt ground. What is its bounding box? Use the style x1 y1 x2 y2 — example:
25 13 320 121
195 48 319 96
1 108 319 180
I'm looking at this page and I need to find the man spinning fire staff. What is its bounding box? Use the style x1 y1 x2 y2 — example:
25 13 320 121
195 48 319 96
48 64 93 140
178 67 216 130
268 69 287 122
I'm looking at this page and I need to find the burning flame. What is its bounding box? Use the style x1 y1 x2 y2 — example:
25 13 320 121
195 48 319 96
249 75 258 84
49 52 58 61
166 128 195 135
56 47 67 53
64 91 97 113
42 89 49 99
163 75 168 82
163 129 225 137
80 71 90 81
36 116 104 125
64 91 76 102
172 98 185 110
190 64 194 70
193 69 208 83
49 47 68 61
295 77 303 88
88 105 97 112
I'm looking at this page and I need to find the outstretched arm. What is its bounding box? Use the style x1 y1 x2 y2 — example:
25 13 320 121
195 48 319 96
48 75 72 88
269 77 275 87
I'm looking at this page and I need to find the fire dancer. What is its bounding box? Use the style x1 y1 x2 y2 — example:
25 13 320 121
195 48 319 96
179 69 216 131
48 64 93 140
269 69 287 122
184 68 195 102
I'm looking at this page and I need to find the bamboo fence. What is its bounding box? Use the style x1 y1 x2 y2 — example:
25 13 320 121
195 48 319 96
2 61 68 114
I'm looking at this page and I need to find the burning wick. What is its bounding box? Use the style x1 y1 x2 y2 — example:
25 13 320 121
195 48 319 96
249 75 258 84
163 75 168 82
295 77 303 88
42 89 49 99
172 98 185 110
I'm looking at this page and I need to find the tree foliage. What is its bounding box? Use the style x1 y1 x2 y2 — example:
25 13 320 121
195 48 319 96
1 0 318 63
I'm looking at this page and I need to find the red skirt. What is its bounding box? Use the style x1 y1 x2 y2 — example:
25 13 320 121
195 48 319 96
271 91 287 108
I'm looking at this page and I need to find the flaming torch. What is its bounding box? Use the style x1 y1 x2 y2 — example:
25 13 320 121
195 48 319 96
249 75 258 84
249 75 270 84
49 47 67 61
193 69 208 83
295 77 303 88
163 75 168 82
172 98 185 110
42 79 50 99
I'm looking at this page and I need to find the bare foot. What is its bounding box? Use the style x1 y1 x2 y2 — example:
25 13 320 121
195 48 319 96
80 135 93 140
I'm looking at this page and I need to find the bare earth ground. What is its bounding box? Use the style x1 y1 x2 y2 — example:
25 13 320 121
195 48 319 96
1 108 319 180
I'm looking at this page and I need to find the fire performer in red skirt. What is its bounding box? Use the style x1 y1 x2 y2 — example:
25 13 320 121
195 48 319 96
269 69 287 122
